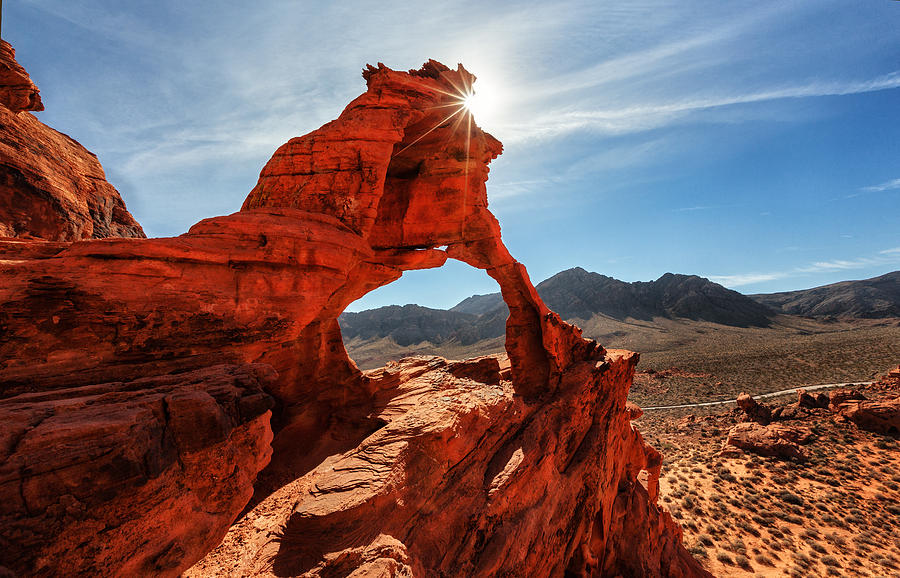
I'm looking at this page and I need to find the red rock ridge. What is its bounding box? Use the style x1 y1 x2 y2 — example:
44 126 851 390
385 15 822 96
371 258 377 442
0 40 145 240
1 56 708 577
0 40 43 112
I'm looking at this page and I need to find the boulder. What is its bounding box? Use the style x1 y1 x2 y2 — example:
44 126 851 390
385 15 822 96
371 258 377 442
836 398 900 435
797 390 829 409
827 389 866 410
725 422 811 460
737 391 772 424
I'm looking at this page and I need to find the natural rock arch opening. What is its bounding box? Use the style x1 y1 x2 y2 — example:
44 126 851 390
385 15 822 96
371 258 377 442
338 263 506 370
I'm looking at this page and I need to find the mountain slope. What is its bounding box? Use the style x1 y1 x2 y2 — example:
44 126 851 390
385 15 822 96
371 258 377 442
339 304 478 346
341 269 778 353
536 269 774 327
449 268 775 328
750 271 900 318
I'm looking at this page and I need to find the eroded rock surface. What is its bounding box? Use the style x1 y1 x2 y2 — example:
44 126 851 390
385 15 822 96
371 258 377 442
724 422 812 460
189 353 704 577
0 41 144 241
835 398 900 435
0 364 275 576
736 391 772 424
0 40 42 112
1 54 707 576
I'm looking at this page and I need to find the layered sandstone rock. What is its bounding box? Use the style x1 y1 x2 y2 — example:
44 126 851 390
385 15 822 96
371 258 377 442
724 422 811 460
0 40 42 112
0 40 144 240
0 365 275 577
835 398 900 435
736 391 772 424
189 352 702 577
1 54 706 576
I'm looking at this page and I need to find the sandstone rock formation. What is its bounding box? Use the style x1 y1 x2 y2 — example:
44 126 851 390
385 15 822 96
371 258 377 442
724 422 811 460
834 398 900 435
1 53 707 577
0 365 275 576
0 41 144 240
736 391 772 424
0 40 43 112
797 389 830 409
189 352 702 577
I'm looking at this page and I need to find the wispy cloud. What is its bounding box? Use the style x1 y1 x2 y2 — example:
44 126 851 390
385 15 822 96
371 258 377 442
710 248 900 288
501 71 900 141
797 258 888 274
708 273 785 286
862 177 900 192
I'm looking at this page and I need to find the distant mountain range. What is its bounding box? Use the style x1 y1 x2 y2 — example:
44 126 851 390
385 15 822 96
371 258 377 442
339 269 900 348
749 271 900 318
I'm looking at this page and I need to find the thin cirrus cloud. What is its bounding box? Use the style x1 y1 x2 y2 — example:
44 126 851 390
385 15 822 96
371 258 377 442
499 71 900 142
862 178 900 192
710 249 900 288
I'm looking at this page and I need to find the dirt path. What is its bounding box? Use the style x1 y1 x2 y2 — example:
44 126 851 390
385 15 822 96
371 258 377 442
641 381 874 411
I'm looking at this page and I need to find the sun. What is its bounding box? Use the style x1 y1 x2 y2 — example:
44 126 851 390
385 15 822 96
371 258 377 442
460 87 493 127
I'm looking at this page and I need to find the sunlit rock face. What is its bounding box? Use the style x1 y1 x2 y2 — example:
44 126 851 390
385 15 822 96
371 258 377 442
1 54 708 577
0 40 43 112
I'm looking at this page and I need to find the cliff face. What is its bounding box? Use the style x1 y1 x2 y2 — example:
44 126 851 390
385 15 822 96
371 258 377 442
0 51 708 577
0 40 145 240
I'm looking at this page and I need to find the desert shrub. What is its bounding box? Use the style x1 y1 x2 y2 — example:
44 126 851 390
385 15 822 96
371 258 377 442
821 555 840 567
716 552 733 565
820 513 843 527
754 553 774 566
698 534 714 547
728 538 747 555
734 554 751 569
844 514 866 526
752 514 772 527
779 491 804 506
874 552 898 568
791 552 810 568
825 532 845 546
688 545 707 558
737 520 761 536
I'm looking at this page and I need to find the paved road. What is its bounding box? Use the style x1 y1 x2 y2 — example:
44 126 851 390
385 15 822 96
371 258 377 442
642 381 875 411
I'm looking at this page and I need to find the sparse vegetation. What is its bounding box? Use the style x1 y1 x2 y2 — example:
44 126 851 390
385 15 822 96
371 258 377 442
647 376 900 577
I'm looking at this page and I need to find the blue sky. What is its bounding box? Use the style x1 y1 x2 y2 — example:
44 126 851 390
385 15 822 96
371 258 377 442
8 1 900 311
